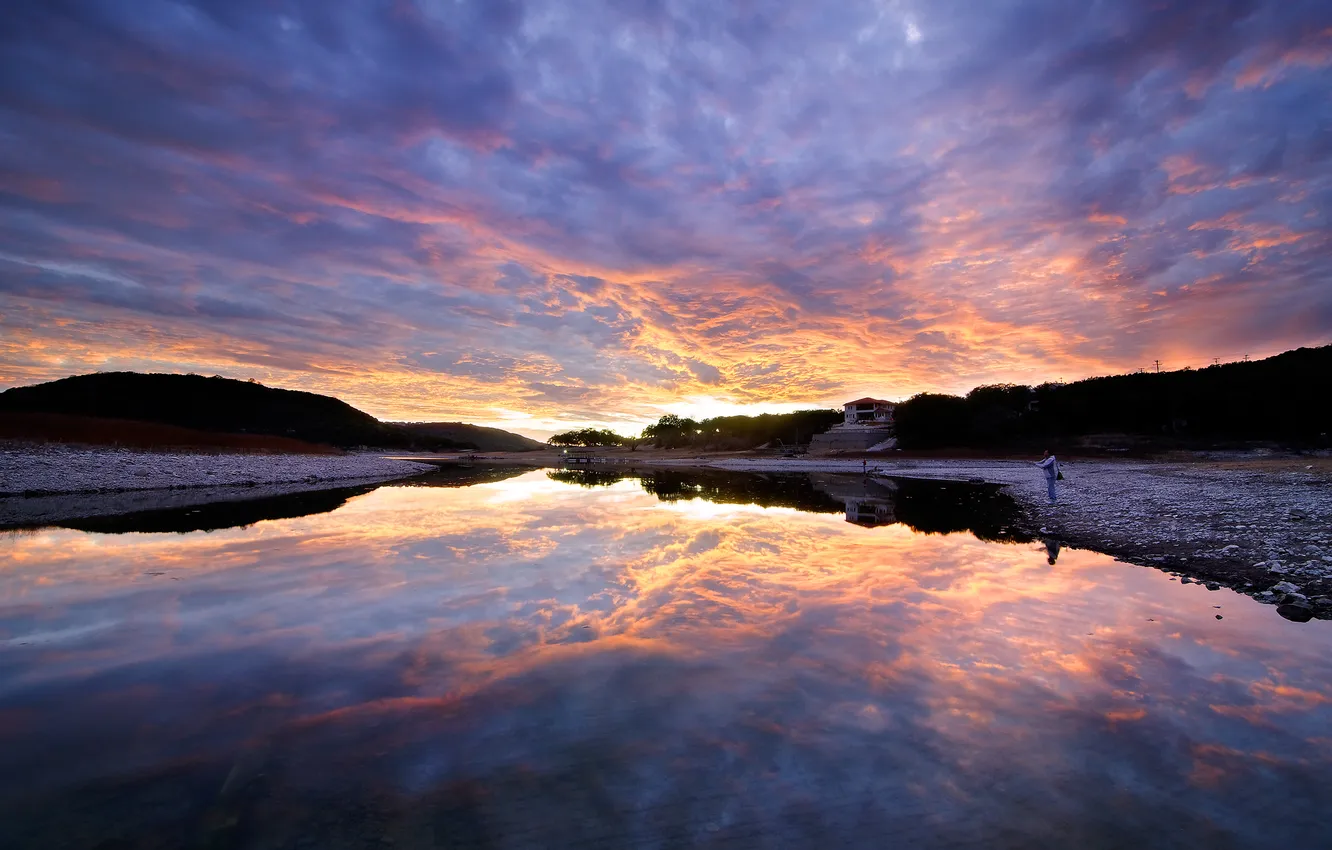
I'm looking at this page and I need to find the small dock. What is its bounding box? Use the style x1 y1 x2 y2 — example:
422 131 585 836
560 448 600 465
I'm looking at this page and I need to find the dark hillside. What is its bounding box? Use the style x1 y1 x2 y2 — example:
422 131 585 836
395 422 547 452
895 344 1332 449
0 412 342 454
0 373 484 450
0 372 402 447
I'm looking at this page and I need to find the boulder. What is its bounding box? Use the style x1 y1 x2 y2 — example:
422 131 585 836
1277 603 1314 623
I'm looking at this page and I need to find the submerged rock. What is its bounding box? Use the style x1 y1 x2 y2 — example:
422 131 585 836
1277 603 1314 623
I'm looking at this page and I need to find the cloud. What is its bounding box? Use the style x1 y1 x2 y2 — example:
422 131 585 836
1 0 1329 433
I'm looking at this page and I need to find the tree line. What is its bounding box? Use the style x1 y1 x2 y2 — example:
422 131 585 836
550 344 1330 452
894 345 1331 449
548 409 843 450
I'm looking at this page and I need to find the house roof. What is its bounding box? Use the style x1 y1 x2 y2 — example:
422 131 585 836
844 397 892 405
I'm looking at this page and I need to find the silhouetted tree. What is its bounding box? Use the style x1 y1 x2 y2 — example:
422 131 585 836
642 414 700 448
890 346 1331 449
547 428 624 447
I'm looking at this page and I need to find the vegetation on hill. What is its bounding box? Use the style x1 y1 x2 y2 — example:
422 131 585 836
546 410 842 451
894 345 1332 450
395 422 547 452
0 373 541 452
0 412 342 454
640 410 843 450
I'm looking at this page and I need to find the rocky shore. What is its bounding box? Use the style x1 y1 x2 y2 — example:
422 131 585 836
705 456 1332 621
0 446 435 528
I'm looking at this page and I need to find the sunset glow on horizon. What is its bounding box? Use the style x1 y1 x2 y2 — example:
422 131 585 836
2 1 1329 438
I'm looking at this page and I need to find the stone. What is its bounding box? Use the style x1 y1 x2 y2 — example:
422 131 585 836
1219 544 1240 554
1271 581 1302 595
1277 603 1314 623
1313 597 1332 608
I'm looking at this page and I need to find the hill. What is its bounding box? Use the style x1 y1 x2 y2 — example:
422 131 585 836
0 373 540 452
894 344 1332 450
0 412 341 453
394 422 547 453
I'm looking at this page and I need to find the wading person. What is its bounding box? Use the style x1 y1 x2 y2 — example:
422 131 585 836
1035 450 1060 504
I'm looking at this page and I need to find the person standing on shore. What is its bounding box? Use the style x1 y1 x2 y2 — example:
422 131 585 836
1036 450 1060 503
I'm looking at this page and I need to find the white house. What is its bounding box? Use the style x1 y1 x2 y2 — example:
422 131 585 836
842 397 894 427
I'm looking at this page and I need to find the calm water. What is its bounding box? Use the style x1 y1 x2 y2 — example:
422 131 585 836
1 468 1329 849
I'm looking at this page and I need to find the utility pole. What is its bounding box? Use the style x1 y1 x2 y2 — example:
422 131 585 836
1242 353 1250 362
1153 359 1162 373
1212 357 1220 366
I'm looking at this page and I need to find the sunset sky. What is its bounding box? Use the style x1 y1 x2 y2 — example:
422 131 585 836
2 0 1329 438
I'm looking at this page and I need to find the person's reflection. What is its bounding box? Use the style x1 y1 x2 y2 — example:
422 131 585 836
1043 538 1062 565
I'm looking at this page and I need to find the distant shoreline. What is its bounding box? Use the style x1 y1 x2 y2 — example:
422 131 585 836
3 445 1328 621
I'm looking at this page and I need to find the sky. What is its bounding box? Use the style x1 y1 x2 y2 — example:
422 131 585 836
1 0 1329 439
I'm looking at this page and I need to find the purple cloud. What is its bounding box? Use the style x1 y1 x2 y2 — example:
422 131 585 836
1 0 1329 433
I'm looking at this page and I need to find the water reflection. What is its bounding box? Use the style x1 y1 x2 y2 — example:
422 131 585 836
548 467 1030 541
43 466 536 535
1 470 1329 848
1044 538 1063 565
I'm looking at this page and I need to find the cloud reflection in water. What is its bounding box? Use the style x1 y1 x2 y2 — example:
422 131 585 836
1 470 1330 847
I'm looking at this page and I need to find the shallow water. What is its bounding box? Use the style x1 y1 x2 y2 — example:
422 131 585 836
1 469 1329 849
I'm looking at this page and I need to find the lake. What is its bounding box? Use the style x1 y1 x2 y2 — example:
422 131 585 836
2 468 1329 849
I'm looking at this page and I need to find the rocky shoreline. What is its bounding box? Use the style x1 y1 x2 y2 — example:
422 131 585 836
703 456 1332 621
0 446 435 528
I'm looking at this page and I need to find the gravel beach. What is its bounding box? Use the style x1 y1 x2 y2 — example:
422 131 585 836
0 446 435 527
704 456 1332 620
